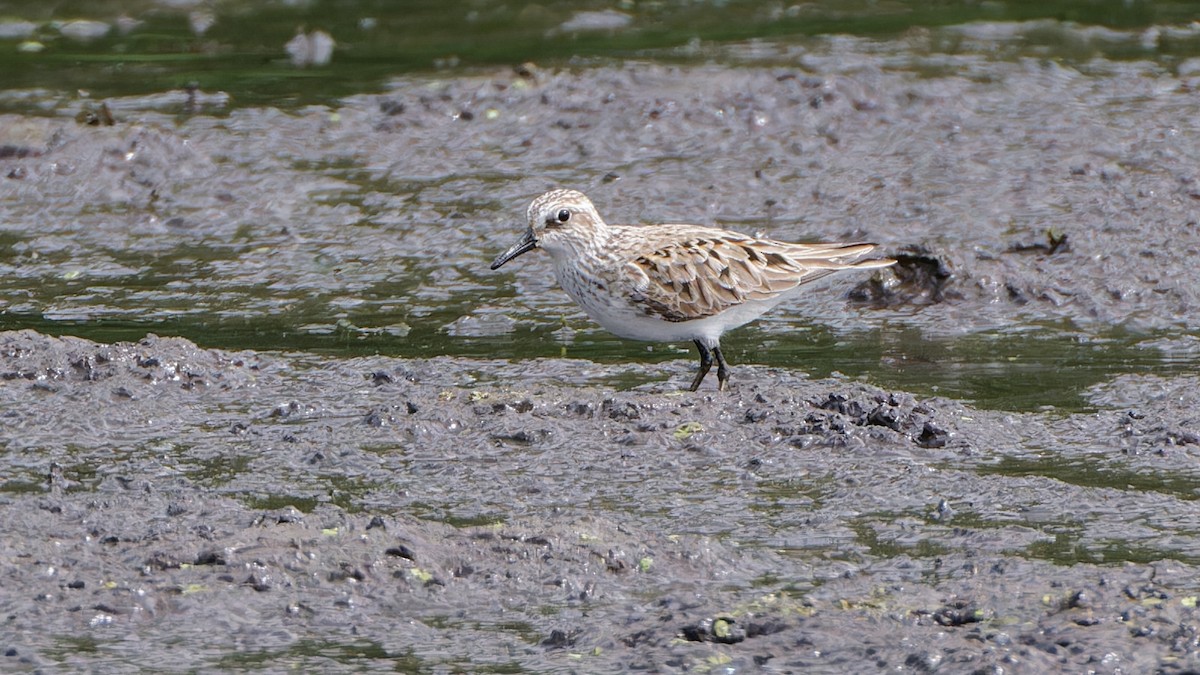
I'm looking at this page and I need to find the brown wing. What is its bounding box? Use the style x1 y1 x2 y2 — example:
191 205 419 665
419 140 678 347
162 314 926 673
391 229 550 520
625 230 885 323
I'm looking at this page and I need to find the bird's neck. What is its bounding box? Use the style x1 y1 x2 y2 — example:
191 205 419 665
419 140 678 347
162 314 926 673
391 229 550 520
548 225 615 269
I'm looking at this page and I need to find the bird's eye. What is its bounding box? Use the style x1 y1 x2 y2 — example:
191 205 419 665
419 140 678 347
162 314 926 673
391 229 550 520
556 209 571 223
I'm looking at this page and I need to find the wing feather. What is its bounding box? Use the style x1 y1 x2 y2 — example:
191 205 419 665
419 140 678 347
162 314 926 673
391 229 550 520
622 227 888 322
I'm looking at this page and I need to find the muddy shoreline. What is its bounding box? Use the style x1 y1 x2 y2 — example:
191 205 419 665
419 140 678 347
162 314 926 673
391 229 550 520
2 32 1200 673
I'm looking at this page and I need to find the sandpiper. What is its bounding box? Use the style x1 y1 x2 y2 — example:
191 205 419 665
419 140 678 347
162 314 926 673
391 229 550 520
490 189 894 391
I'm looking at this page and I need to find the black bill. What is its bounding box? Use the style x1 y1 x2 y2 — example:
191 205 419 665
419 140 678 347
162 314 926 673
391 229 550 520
489 229 538 270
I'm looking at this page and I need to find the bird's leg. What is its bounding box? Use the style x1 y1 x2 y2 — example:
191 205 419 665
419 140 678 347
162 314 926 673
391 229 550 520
712 345 730 391
689 340 713 391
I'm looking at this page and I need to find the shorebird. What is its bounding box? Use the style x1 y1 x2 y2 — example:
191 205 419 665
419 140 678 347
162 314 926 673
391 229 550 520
491 189 893 390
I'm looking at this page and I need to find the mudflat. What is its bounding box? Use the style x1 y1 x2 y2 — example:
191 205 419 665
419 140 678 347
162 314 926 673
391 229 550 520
2 33 1199 672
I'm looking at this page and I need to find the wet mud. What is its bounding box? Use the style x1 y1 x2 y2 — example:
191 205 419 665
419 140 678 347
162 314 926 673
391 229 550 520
2 31 1200 673
2 330 1200 672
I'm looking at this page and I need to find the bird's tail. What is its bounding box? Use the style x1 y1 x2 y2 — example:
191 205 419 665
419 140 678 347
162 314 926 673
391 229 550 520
790 242 895 285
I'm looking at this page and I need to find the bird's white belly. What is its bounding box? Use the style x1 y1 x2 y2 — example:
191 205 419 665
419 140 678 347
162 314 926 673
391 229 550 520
555 264 789 344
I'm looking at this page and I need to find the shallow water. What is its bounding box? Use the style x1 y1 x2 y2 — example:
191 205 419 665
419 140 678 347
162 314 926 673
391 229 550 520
3 5 1199 415
1 0 1199 112
2 312 1194 412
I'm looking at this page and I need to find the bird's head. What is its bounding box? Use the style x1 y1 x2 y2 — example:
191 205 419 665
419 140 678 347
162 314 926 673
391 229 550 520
490 189 605 269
